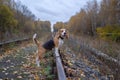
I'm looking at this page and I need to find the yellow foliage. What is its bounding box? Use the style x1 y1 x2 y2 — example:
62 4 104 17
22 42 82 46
34 73 40 80
97 24 120 42
0 5 18 31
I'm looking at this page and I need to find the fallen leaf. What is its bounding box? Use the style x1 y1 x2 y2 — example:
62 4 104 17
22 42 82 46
21 61 24 64
81 72 85 77
13 71 18 74
6 67 9 69
2 71 5 73
6 60 10 63
5 73 8 75
34 74 40 80
17 76 22 78
78 78 81 80
11 78 14 80
10 65 14 68
67 77 72 80
67 61 73 66
3 68 7 71
24 71 30 74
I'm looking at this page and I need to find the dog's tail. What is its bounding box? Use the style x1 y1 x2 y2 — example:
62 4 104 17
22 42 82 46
33 33 39 46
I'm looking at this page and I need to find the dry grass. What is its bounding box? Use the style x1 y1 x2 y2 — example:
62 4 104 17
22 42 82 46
65 34 120 79
72 35 120 61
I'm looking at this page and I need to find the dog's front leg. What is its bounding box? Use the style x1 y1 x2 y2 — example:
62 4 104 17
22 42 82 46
54 37 60 57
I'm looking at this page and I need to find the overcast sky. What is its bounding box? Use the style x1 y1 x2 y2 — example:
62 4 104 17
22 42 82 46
15 0 101 26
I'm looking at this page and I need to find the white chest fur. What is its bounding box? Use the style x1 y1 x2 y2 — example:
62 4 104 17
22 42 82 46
58 38 64 47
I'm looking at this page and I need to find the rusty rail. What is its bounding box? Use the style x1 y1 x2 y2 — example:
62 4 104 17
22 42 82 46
54 51 66 80
0 37 30 46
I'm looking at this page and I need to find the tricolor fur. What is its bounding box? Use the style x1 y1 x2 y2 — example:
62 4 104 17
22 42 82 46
33 29 69 67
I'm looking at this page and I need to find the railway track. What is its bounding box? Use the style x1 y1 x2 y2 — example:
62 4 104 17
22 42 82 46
54 50 66 80
0 37 116 80
0 37 31 46
0 37 75 79
0 38 66 80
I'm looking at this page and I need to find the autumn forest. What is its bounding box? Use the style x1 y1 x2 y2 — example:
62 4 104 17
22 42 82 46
0 0 120 79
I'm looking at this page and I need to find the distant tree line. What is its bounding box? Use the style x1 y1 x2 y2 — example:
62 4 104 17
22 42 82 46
0 0 51 42
68 0 120 41
54 0 120 42
53 22 68 32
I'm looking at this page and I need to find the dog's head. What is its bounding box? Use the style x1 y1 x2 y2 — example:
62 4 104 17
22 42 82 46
57 28 69 39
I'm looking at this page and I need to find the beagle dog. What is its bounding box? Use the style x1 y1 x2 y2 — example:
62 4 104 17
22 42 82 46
33 28 69 67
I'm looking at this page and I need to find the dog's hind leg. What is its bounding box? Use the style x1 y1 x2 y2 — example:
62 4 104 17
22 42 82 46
36 50 40 67
36 56 40 67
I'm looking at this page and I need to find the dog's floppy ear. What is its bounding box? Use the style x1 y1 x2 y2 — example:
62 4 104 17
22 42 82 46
55 29 61 38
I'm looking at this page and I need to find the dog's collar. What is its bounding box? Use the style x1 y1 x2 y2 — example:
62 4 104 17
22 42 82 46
58 36 64 40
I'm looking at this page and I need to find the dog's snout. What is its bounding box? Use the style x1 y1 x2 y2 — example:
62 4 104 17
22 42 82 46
64 33 66 35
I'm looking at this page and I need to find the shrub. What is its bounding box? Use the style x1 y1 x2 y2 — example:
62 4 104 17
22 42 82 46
97 24 120 42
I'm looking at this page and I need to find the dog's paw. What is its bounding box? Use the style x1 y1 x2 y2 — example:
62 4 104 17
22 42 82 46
37 64 40 67
33 33 37 39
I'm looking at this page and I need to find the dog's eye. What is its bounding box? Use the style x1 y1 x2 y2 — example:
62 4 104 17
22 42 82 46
61 30 63 32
